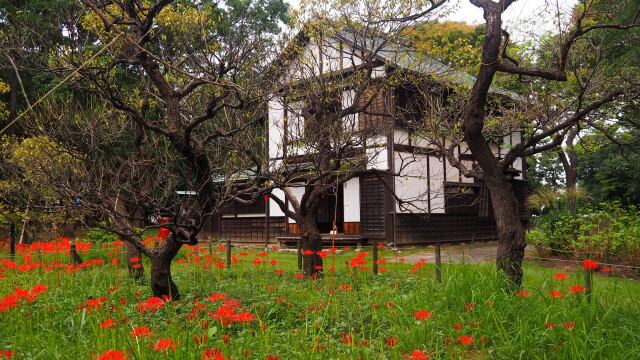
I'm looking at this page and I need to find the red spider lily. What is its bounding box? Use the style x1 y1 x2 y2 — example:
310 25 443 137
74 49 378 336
79 296 108 313
458 336 474 346
270 245 279 251
317 250 328 258
515 289 530 297
464 303 475 312
376 243 385 249
453 323 463 331
314 265 323 271
583 259 599 271
564 321 576 331
554 272 568 281
545 321 556 329
202 348 226 360
96 350 126 360
303 250 314 256
275 269 285 275
214 261 225 269
601 266 611 273
266 355 280 360
569 284 585 293
340 332 353 345
130 326 153 338
294 273 304 279
414 310 431 321
100 319 116 329
379 266 388 272
208 293 227 302
385 336 399 348
193 334 208 345
404 349 430 360
136 297 165 313
269 259 278 265
152 338 177 353
253 258 262 266
157 227 171 240
339 284 352 291
549 290 563 298
258 251 268 257
348 252 368 269
376 259 387 264
239 251 249 256
0 350 13 359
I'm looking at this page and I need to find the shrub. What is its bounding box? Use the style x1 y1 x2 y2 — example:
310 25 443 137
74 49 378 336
86 227 116 244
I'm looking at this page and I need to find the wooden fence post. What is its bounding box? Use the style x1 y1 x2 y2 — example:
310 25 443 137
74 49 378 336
372 239 379 274
297 238 302 271
435 243 442 283
226 238 232 269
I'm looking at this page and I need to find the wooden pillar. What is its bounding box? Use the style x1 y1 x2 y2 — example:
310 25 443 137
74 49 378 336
435 243 442 282
372 238 379 274
297 238 302 271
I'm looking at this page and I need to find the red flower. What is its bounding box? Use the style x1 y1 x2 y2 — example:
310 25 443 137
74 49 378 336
583 259 599 271
549 290 563 298
414 310 431 321
294 273 304 279
458 336 474 346
266 355 280 360
340 332 353 345
303 250 314 256
554 272 568 281
96 350 126 360
152 338 177 353
193 334 208 345
100 319 116 329
564 321 575 331
515 290 530 298
269 259 278 265
545 321 556 329
601 266 611 273
385 336 399 348
314 265 323 271
202 348 226 360
569 284 585 294
253 258 262 266
464 303 475 312
453 323 463 331
258 251 268 257
339 284 352 291
404 349 430 360
136 297 165 313
130 326 152 338
274 269 285 275
376 243 385 249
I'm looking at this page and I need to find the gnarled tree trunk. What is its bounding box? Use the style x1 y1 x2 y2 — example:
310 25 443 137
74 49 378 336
150 235 182 300
300 214 323 277
127 242 144 283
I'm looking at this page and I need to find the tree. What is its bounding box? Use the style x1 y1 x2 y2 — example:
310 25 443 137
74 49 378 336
17 0 288 298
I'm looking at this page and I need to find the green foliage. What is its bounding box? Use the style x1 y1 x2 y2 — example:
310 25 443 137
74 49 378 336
1 246 640 359
86 227 116 244
527 202 640 264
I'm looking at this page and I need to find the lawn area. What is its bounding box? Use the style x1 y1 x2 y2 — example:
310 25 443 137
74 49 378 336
1 240 639 359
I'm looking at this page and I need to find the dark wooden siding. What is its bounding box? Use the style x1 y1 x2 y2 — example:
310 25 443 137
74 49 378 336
219 216 286 245
394 213 497 245
360 174 386 236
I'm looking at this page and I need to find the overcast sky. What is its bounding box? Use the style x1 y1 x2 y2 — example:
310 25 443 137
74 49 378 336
444 0 578 40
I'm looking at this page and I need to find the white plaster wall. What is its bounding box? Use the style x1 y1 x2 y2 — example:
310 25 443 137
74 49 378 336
394 152 430 213
343 178 360 222
285 185 306 224
269 188 286 217
393 129 410 145
428 155 446 213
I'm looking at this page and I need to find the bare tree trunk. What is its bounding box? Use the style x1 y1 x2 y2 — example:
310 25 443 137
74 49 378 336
150 235 182 300
70 240 83 265
558 127 579 215
300 215 323 277
127 242 144 283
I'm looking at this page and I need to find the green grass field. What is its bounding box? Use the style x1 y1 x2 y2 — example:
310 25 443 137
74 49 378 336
1 240 639 359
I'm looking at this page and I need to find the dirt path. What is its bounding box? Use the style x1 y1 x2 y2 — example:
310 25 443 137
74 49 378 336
386 242 498 264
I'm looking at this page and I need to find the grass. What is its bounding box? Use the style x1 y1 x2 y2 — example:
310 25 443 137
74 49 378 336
1 240 640 359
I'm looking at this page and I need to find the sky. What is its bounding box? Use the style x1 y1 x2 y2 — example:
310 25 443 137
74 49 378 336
443 0 578 41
